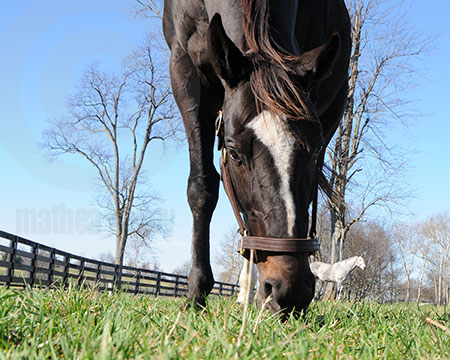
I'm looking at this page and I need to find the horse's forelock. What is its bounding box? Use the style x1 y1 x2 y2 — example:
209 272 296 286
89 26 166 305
240 0 311 121
250 58 310 118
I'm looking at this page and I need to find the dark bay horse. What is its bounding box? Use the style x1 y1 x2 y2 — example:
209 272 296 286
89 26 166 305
163 0 350 315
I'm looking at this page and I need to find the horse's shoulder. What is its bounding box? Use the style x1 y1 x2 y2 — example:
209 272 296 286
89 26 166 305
163 0 209 52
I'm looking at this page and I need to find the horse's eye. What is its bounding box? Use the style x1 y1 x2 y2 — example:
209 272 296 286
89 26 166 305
228 149 242 165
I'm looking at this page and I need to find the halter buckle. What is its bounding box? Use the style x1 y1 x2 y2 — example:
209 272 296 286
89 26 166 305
222 147 227 164
215 110 223 136
215 110 225 150
239 229 248 255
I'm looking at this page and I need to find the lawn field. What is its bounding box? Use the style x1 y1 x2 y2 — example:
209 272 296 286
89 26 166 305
0 286 449 359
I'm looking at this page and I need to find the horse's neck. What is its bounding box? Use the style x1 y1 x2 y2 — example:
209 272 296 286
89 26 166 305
268 0 299 54
333 257 357 271
349 257 358 271
216 0 300 54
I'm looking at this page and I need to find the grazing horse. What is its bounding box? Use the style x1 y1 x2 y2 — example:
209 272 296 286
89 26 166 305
163 0 351 315
310 256 366 300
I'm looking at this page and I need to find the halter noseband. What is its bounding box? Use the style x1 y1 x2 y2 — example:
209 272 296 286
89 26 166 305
216 110 320 260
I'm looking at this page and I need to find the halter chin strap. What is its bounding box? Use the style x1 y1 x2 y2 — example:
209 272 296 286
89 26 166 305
216 111 320 260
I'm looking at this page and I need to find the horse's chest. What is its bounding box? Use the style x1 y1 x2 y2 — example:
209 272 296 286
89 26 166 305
172 5 210 68
186 22 210 68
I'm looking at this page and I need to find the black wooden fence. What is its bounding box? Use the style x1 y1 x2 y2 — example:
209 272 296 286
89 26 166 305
0 230 238 297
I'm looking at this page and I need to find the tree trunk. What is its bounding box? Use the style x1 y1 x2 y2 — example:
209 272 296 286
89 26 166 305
405 274 410 304
438 248 443 305
323 209 345 300
433 276 438 305
444 260 449 306
416 258 425 303
115 232 127 265
405 251 412 303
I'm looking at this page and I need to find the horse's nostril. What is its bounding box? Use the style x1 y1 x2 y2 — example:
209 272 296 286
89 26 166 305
263 278 281 298
264 280 273 297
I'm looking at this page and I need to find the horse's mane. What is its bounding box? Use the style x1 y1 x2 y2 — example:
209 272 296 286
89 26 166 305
240 0 310 120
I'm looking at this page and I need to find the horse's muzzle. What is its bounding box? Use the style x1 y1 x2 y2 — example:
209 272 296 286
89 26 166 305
259 274 315 317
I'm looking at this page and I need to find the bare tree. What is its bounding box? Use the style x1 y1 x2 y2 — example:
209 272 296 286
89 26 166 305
125 234 160 269
343 221 400 301
213 228 243 284
324 0 428 276
134 0 163 20
414 228 433 303
394 222 417 303
42 40 179 265
98 252 116 264
419 212 450 305
173 260 191 277
393 216 447 305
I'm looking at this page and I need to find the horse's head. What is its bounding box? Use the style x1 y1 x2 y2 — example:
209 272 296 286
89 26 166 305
356 256 366 270
208 14 340 315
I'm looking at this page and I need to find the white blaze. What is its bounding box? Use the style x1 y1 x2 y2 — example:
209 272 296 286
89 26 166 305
247 111 296 236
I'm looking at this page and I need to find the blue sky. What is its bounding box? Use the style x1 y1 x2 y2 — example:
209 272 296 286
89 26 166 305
0 0 449 273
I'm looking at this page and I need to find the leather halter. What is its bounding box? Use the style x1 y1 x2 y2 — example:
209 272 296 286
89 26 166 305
216 111 320 260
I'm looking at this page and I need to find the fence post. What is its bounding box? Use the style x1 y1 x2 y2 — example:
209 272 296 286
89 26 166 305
78 259 85 288
29 243 38 287
135 270 141 295
106 263 114 294
219 283 223 296
95 262 101 288
174 275 179 297
113 264 122 291
5 237 18 287
62 255 70 288
118 265 123 291
155 272 161 297
48 248 56 286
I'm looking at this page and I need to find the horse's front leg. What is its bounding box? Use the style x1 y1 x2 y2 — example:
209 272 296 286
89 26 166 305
186 156 220 307
336 282 343 300
170 46 222 307
314 279 324 300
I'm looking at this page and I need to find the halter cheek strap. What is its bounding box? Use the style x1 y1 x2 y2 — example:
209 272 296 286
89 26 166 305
216 111 320 260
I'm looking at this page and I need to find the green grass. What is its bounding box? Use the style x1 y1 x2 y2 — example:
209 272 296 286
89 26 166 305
0 286 449 359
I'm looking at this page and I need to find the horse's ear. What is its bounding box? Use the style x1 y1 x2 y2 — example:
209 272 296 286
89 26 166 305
208 13 248 87
297 33 341 82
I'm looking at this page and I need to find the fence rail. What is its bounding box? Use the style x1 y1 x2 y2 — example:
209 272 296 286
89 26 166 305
0 230 238 297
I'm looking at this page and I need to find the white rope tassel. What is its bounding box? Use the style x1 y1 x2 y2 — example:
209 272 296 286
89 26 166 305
236 249 255 349
244 249 255 307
